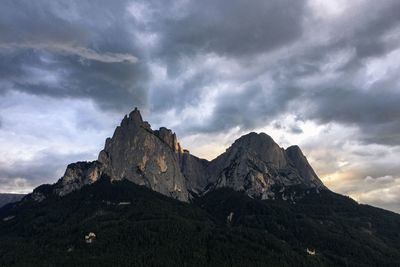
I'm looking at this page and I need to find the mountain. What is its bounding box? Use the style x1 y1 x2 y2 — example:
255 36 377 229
207 132 325 199
0 194 25 208
35 108 326 203
1 108 400 266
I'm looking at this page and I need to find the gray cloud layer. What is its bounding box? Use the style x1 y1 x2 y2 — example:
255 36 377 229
0 0 400 212
0 0 147 110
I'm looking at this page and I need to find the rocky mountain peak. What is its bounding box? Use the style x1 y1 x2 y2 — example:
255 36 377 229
97 108 189 201
228 132 287 168
207 132 324 199
54 161 104 197
42 108 326 203
154 127 183 153
128 107 143 124
233 132 274 146
118 107 147 133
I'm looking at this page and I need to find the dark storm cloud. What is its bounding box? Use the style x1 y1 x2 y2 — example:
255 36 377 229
0 0 147 111
141 0 309 117
149 70 214 112
19 53 146 110
185 83 302 133
332 1 400 71
152 0 306 58
1 0 400 140
137 0 400 148
0 1 86 45
303 86 400 145
353 2 400 55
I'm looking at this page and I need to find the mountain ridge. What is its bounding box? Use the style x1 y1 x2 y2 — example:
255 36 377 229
2 108 400 266
25 108 326 203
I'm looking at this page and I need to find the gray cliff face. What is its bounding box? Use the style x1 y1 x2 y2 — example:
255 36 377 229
47 108 326 202
286 145 326 188
54 161 104 196
97 108 189 201
154 127 183 153
206 132 325 199
180 152 210 196
229 132 288 168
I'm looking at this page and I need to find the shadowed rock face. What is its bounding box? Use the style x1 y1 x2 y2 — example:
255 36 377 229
54 161 104 196
180 152 210 196
286 145 325 188
37 108 325 202
206 132 325 199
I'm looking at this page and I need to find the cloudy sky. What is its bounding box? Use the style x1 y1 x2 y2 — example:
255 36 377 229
1 0 399 213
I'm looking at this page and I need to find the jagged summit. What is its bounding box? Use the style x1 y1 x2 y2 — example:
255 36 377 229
129 107 143 123
97 108 188 201
31 108 326 202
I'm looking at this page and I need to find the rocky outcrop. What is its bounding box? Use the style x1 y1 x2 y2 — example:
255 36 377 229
45 108 326 202
206 132 325 199
54 161 104 196
154 127 183 153
286 145 325 188
97 108 189 201
180 152 210 196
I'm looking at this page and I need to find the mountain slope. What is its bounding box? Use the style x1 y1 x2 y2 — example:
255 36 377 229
0 194 25 208
196 187 400 266
1 179 399 266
